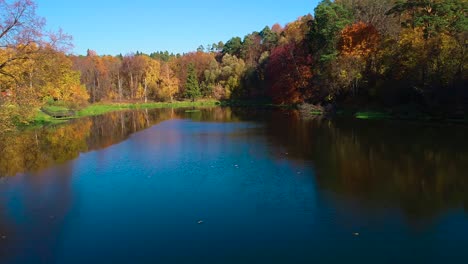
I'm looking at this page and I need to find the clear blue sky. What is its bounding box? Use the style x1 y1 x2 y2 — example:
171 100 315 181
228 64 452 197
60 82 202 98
35 0 320 56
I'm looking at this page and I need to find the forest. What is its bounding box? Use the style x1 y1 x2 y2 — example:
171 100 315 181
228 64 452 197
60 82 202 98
0 0 467 130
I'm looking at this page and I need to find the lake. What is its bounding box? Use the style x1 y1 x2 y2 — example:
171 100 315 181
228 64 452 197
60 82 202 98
0 107 467 264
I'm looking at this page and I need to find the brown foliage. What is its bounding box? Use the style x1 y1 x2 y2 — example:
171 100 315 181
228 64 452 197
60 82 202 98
171 52 216 95
338 22 380 58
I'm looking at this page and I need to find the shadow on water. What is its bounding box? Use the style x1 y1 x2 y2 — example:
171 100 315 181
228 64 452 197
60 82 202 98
230 108 468 221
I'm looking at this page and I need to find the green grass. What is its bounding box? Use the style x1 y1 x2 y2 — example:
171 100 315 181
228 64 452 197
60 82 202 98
310 111 324 116
31 100 220 127
29 111 70 127
355 111 392 120
218 99 292 108
76 100 219 117
42 105 70 112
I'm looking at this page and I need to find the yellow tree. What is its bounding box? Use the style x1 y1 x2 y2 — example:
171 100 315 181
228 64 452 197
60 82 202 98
0 45 42 129
141 56 160 102
279 15 313 45
157 63 179 102
35 48 89 107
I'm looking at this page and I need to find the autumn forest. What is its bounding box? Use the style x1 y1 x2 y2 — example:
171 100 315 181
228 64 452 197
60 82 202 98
2 1 468 262
0 0 467 131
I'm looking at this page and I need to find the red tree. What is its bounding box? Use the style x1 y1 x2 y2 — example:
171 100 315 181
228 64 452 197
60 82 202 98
266 42 313 104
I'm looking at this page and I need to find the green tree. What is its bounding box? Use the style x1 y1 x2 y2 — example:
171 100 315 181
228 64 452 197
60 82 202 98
185 63 201 102
387 0 468 39
222 37 243 57
310 0 353 61
260 26 279 49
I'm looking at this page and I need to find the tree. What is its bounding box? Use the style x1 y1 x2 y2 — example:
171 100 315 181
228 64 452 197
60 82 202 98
338 22 380 58
121 54 146 99
185 63 201 102
266 42 314 104
142 56 160 102
241 32 262 65
101 55 123 101
171 51 215 95
219 54 246 98
0 0 77 130
222 37 243 57
280 15 313 45
157 63 179 102
0 0 43 80
387 0 468 40
260 26 279 50
35 48 89 106
310 0 353 61
202 60 221 97
320 22 381 99
0 0 71 80
337 0 400 36
271 23 283 34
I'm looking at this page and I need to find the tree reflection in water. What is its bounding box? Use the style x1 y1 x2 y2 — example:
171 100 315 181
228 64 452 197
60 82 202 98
1 107 467 222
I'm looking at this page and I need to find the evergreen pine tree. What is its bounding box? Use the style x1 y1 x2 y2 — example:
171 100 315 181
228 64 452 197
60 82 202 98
185 63 201 102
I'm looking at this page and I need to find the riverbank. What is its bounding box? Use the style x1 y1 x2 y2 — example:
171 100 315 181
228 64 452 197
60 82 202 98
352 109 468 123
298 103 468 124
26 100 468 129
31 100 221 127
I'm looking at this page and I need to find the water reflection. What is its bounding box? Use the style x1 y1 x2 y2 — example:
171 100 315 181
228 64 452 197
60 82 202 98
0 107 467 263
254 111 468 221
316 119 468 220
0 165 75 262
1 108 468 222
0 108 234 177
0 120 91 177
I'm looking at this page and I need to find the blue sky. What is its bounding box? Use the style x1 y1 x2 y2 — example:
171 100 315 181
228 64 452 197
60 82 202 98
36 0 320 56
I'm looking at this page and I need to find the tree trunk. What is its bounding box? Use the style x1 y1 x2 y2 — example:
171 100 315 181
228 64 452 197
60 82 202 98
96 76 100 102
29 71 33 90
144 78 148 103
130 73 134 99
118 72 123 102
92 77 96 103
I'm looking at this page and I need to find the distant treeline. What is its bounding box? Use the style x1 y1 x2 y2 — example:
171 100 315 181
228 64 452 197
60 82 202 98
1 0 467 130
70 0 467 110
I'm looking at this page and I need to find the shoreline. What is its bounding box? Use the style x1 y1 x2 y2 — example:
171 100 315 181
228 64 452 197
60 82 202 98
21 100 468 129
30 100 221 127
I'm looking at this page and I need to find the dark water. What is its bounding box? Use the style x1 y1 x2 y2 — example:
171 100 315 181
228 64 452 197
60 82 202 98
0 107 467 264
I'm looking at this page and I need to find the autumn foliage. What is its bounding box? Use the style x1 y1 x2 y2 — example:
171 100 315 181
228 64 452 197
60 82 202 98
338 22 380 57
266 43 313 104
1 0 468 130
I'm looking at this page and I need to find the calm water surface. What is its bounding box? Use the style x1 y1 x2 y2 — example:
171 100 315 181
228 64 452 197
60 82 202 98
0 107 467 263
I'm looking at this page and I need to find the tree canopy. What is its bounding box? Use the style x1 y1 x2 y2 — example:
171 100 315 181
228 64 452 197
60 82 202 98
1 0 467 131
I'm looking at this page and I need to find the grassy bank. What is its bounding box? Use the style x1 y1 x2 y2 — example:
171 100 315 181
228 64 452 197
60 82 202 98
301 103 468 123
354 110 468 123
355 111 392 120
217 99 290 108
32 100 220 127
75 100 220 117
29 100 468 128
